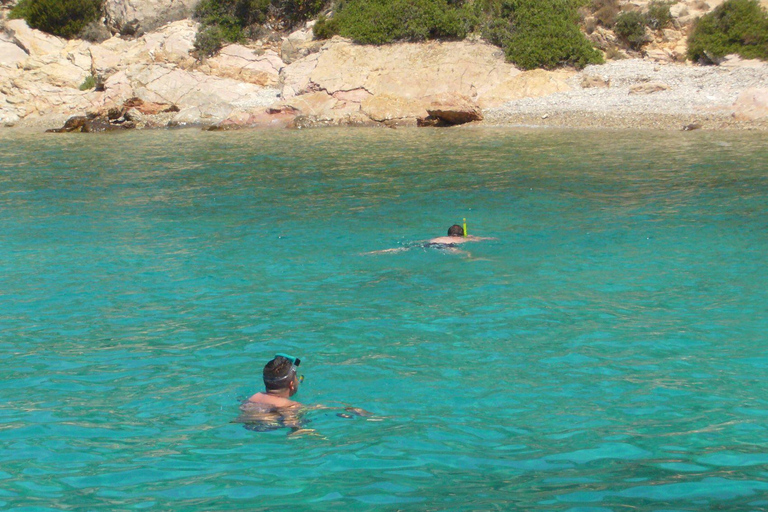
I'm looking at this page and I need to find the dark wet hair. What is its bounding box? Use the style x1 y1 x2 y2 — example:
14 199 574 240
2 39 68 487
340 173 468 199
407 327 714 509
448 224 464 237
263 356 295 391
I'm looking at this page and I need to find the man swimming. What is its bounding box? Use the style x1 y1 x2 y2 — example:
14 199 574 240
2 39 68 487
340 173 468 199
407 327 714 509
235 354 371 434
367 224 494 255
235 354 306 432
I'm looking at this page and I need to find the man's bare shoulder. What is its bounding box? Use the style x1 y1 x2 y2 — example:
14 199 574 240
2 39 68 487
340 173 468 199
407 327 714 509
247 393 300 408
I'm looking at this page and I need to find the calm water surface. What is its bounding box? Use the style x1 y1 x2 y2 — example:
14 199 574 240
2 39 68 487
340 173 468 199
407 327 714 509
1 127 768 511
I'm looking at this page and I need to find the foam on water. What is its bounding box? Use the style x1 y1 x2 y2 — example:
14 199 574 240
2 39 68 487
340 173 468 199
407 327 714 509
1 127 767 511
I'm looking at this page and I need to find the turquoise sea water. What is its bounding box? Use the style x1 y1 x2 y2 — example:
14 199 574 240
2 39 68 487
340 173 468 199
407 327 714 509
1 127 768 511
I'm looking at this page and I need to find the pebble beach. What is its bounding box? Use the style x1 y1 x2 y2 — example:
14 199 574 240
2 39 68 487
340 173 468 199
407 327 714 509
484 59 768 130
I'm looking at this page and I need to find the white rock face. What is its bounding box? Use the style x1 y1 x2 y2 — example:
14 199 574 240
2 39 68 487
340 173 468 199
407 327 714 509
206 45 284 86
4 18 66 56
0 36 28 66
281 23 318 64
278 38 578 124
97 63 280 123
91 20 198 76
104 0 200 35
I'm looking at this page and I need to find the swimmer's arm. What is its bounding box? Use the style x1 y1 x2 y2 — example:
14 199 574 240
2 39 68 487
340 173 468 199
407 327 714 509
362 247 409 255
308 403 373 417
465 235 497 241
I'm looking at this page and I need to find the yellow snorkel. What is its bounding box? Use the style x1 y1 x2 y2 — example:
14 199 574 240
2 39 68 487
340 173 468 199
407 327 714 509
463 218 467 237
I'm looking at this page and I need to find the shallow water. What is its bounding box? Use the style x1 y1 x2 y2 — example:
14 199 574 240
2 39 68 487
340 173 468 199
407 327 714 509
2 127 768 511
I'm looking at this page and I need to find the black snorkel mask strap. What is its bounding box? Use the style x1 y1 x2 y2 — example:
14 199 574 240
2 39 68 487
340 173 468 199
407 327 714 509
263 353 301 384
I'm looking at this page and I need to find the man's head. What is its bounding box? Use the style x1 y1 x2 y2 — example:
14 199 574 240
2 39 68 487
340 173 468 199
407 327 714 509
447 224 464 237
263 354 301 396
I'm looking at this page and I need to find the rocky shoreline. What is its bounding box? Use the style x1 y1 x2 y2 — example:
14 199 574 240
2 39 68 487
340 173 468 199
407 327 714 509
2 3 768 132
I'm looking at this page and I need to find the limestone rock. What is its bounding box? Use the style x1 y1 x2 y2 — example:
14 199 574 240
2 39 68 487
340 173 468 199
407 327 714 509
645 48 674 63
212 105 298 129
95 63 280 124
361 94 428 122
495 69 573 102
732 88 768 121
0 33 28 66
206 45 284 86
281 23 319 64
277 39 583 125
104 0 200 36
720 54 768 69
422 93 482 126
92 20 197 76
306 40 521 105
581 74 610 88
629 82 670 94
3 19 65 56
279 51 320 99
587 26 619 51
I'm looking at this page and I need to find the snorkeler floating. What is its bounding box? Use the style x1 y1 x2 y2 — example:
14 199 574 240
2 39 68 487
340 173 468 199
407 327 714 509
366 221 495 255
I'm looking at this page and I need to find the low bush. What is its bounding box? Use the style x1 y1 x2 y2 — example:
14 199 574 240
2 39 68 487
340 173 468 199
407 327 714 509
312 13 339 40
645 0 673 30
194 0 327 56
10 0 102 39
79 74 96 90
504 0 604 69
315 0 602 70
614 10 646 49
687 0 768 63
316 0 467 44
78 19 111 42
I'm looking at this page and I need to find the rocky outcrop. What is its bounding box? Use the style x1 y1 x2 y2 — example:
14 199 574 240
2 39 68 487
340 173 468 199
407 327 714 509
203 44 284 86
104 0 200 36
418 94 483 126
280 23 321 64
1 19 97 125
732 88 768 121
90 19 198 76
96 64 280 125
1 19 276 127
629 82 670 94
276 38 573 126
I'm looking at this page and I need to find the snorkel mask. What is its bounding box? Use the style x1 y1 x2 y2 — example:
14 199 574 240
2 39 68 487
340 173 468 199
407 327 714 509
264 353 305 385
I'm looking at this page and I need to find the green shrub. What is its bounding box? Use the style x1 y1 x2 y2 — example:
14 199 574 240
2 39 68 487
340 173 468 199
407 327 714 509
78 19 111 42
272 0 327 27
645 0 672 30
324 0 467 44
313 13 340 39
195 0 329 55
316 0 602 70
614 10 646 49
10 0 102 39
687 0 768 63
505 0 604 69
79 74 96 90
482 16 515 47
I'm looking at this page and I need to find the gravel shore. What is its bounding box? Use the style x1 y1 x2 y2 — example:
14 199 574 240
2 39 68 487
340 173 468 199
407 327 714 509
484 59 768 131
